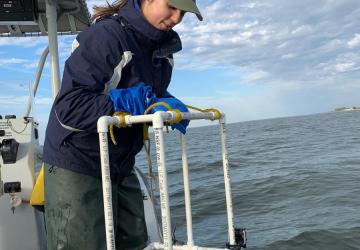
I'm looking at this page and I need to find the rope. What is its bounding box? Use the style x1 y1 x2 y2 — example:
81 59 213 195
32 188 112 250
143 124 150 141
186 105 222 121
144 101 183 124
110 102 183 145
144 101 172 115
110 111 129 145
143 136 157 198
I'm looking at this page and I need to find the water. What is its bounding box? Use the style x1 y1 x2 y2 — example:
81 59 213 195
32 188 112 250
136 111 360 249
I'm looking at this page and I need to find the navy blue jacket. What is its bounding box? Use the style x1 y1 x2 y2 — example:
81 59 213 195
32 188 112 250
43 0 182 181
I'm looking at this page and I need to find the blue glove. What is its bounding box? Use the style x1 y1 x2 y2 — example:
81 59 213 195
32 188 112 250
109 83 189 134
109 83 155 115
149 96 189 134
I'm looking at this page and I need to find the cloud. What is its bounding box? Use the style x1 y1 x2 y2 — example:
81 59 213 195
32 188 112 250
0 58 28 66
0 37 47 48
175 0 360 86
35 97 53 105
347 33 360 48
245 70 269 83
0 95 28 105
332 52 360 73
0 57 43 72
281 53 296 59
335 62 355 72
291 25 312 36
0 80 32 92
23 61 42 69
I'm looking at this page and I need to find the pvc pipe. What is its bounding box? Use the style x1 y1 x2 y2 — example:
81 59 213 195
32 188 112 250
46 0 61 98
123 111 217 127
98 111 217 131
180 112 215 121
98 131 116 250
152 112 173 250
97 116 121 133
219 115 235 245
125 114 157 125
96 111 227 250
180 134 194 247
143 242 228 250
97 116 123 250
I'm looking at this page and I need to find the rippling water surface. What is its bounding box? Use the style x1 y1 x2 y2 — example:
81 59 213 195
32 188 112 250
136 111 360 249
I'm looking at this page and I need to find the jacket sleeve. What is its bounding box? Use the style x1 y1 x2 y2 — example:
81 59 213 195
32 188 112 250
53 20 127 132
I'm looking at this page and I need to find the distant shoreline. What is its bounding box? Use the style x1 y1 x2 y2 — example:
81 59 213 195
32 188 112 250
335 107 360 112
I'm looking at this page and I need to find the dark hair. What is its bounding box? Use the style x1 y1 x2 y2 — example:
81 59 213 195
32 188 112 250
91 0 130 22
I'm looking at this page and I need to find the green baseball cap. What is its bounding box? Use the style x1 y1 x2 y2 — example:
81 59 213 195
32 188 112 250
168 0 203 21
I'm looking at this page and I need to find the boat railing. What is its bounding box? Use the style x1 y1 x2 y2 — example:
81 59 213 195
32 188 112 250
97 111 247 250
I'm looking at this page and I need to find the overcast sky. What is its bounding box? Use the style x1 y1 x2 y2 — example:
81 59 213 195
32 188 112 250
1 0 360 142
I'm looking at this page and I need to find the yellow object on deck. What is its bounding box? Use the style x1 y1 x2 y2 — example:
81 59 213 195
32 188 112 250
30 164 45 206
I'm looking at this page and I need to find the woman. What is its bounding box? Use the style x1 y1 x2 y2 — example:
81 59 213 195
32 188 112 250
43 0 202 249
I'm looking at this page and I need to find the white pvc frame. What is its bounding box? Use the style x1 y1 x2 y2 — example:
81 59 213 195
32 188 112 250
97 111 238 250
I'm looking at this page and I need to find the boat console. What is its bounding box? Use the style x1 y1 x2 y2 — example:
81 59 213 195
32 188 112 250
0 115 46 250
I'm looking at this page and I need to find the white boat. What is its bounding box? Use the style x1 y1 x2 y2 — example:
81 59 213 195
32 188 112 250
0 1 246 249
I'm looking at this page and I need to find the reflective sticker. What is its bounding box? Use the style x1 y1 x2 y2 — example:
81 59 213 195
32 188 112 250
71 38 79 53
104 51 133 94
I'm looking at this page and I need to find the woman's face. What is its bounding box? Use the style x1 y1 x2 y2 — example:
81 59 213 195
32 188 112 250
141 0 185 30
